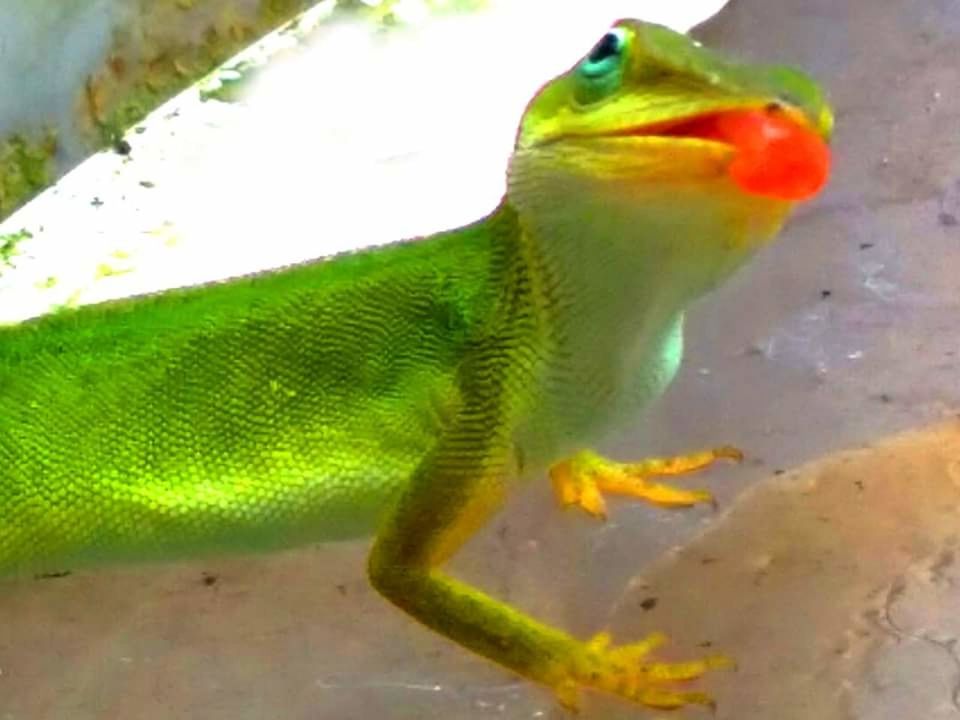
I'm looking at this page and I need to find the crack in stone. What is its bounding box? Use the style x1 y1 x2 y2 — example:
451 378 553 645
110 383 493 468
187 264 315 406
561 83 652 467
879 575 907 640
882 572 960 713
920 634 960 712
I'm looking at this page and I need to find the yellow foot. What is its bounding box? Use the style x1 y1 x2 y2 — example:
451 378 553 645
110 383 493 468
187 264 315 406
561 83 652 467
556 631 733 711
549 446 743 518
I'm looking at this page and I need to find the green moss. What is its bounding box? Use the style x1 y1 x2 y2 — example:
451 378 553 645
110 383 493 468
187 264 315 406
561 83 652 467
0 133 57 218
97 96 156 146
0 228 33 269
91 18 265 145
338 0 488 24
259 0 310 24
95 262 133 279
93 41 228 145
199 61 259 103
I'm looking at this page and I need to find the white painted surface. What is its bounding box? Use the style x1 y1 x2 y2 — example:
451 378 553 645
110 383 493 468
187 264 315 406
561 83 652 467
0 0 726 323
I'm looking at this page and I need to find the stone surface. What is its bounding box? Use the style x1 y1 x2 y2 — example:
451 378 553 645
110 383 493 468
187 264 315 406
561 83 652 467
604 421 960 719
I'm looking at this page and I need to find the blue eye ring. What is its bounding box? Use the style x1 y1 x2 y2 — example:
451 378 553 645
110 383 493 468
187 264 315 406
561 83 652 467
579 27 628 79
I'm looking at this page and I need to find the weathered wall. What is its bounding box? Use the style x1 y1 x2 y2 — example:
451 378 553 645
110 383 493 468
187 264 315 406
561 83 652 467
0 0 321 220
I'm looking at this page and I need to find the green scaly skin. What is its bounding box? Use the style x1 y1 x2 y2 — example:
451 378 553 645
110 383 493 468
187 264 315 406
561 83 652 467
0 20 832 711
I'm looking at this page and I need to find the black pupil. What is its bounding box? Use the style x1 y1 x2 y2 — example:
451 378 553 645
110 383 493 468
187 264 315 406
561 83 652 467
587 32 620 64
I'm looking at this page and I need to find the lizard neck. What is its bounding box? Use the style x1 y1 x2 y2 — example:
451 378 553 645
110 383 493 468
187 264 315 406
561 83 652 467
500 147 793 463
506 148 793 342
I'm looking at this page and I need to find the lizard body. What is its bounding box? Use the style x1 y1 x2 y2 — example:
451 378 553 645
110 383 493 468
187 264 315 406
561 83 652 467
0 20 831 710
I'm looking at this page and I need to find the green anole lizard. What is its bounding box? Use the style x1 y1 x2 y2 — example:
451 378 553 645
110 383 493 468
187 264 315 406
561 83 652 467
0 20 832 712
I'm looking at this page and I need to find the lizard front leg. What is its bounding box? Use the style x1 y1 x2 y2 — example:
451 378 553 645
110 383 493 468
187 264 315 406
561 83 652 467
367 353 730 711
550 446 743 519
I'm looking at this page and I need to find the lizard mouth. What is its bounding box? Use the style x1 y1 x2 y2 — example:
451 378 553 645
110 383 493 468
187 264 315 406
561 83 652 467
618 106 831 201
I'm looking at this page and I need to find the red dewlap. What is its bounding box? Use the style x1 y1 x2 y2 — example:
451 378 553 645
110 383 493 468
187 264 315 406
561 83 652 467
666 109 831 201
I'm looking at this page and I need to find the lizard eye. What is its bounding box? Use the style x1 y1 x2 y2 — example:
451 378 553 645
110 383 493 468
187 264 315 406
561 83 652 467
579 27 627 79
575 27 628 104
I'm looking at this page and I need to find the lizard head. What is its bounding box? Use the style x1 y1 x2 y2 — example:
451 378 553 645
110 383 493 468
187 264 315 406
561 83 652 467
512 19 832 202
507 19 833 300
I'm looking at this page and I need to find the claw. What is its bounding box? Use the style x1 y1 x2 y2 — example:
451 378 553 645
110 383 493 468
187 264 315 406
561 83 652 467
638 687 716 710
559 632 732 713
550 446 743 516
